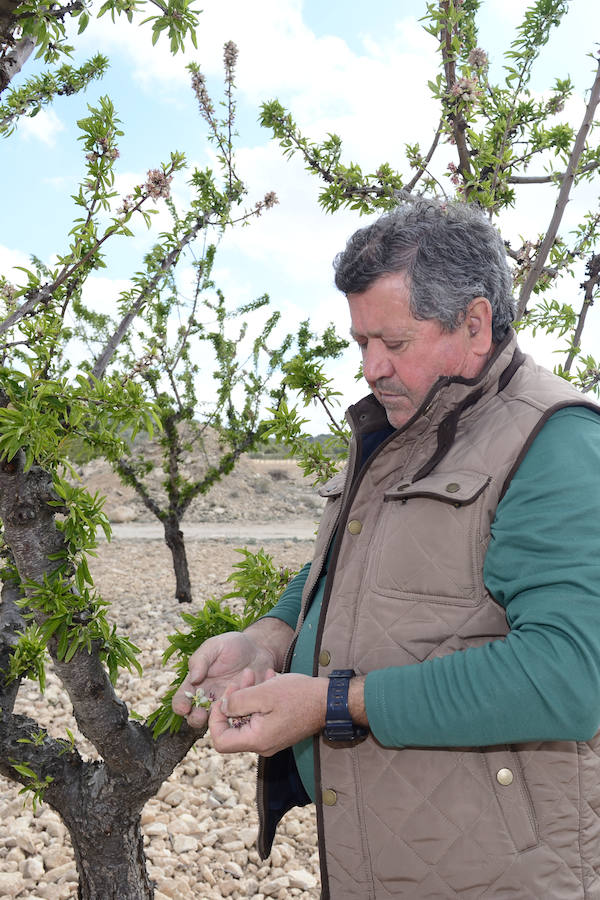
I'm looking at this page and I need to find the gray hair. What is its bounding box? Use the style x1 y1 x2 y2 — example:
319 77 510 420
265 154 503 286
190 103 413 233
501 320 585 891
333 199 515 343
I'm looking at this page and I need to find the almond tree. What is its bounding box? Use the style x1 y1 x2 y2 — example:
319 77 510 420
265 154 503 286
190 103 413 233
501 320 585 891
260 0 600 454
0 6 292 896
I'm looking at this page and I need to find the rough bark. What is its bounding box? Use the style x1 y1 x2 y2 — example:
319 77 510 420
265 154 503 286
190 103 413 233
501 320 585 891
0 450 200 895
164 517 192 603
0 577 25 713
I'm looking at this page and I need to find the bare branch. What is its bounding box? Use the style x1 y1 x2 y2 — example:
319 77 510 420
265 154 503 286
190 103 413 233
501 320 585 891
517 58 600 320
439 2 471 180
508 160 600 184
563 253 600 374
114 458 163 519
90 216 207 380
404 120 443 193
504 242 558 278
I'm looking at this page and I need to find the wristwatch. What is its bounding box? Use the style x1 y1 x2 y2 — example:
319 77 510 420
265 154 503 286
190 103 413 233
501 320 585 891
324 669 369 742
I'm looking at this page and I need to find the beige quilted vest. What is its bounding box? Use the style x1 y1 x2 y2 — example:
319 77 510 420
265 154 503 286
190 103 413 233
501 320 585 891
294 334 600 899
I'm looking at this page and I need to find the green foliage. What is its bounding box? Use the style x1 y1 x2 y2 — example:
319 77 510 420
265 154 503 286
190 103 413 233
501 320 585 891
148 548 297 737
260 1 600 393
10 0 201 66
4 624 47 691
9 760 53 811
0 55 109 138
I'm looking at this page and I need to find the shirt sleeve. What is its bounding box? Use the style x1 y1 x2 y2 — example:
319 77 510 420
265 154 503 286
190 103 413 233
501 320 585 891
364 406 600 748
262 562 312 630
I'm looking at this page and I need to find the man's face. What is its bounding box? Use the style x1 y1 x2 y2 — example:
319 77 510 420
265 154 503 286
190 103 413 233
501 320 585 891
348 272 488 428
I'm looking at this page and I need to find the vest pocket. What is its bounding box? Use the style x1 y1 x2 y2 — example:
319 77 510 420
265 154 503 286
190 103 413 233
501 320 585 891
372 471 492 606
481 747 539 852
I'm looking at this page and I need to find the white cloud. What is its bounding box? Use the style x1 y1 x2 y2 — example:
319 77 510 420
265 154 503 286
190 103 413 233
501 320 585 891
18 109 64 147
0 245 31 282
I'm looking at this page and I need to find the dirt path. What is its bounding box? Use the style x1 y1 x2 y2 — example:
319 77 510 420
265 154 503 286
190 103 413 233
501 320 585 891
108 518 319 542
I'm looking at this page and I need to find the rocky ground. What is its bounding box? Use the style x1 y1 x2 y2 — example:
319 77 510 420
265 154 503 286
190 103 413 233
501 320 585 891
0 451 328 900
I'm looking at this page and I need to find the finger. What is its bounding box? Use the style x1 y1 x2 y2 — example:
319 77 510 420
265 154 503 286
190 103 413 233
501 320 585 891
172 646 219 714
209 699 257 753
237 667 257 690
221 681 272 719
184 706 210 730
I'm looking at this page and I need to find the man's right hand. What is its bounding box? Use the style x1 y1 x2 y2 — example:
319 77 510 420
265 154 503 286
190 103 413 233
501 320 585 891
171 619 293 729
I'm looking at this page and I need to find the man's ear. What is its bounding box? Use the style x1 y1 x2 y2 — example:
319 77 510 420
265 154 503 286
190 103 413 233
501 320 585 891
465 297 494 356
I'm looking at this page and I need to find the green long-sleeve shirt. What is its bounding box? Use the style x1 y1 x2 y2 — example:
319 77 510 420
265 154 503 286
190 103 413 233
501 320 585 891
265 406 600 800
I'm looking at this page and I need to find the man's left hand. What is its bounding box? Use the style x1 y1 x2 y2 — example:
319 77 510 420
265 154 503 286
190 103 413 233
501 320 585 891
209 670 329 756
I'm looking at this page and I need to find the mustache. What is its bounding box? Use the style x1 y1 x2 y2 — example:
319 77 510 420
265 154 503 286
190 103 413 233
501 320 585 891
375 379 408 397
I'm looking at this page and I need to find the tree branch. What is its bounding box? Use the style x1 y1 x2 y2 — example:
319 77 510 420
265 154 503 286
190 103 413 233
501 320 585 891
0 35 35 96
0 455 168 775
114 458 164 519
439 2 471 180
517 58 600 320
91 215 207 381
404 120 443 193
563 253 600 374
508 160 600 184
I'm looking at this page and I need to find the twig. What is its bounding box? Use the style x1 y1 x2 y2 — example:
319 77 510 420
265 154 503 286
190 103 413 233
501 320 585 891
516 58 600 320
90 215 207 380
439 2 471 180
404 121 443 193
563 253 600 374
508 160 600 184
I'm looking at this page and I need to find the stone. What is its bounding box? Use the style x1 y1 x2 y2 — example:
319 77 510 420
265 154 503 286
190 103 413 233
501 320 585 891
41 850 71 870
288 869 318 890
47 861 77 883
145 822 169 836
261 876 290 896
163 789 185 807
240 877 259 896
21 856 45 880
0 871 24 896
199 863 215 886
223 860 243 878
15 832 36 855
171 834 198 854
239 826 258 849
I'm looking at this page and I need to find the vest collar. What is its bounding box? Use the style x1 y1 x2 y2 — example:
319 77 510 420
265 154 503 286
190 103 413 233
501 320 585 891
347 329 523 439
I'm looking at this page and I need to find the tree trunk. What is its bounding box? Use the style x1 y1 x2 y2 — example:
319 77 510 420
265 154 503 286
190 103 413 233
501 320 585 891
66 814 153 900
163 518 192 602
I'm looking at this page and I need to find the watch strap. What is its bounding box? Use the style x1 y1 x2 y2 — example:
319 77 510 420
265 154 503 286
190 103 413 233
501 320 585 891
324 669 369 742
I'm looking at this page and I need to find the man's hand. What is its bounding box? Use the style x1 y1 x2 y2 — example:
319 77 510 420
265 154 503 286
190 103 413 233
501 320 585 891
172 619 293 729
209 671 329 756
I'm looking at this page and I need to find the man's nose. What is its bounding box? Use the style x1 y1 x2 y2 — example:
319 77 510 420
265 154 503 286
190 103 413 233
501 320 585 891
362 341 394 384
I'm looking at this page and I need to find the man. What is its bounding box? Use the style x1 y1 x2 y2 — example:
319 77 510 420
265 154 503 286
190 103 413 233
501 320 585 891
173 200 600 899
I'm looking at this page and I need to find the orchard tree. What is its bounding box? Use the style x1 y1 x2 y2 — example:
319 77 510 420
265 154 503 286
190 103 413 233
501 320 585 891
261 0 600 465
0 4 320 896
71 50 346 602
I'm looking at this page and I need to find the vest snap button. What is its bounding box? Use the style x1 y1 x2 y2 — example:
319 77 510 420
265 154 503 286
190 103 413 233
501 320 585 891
319 650 331 667
322 788 337 806
496 767 514 786
445 482 460 493
347 519 362 535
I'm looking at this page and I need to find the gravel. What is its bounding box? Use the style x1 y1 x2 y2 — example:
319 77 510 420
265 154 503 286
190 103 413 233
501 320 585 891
1 535 320 900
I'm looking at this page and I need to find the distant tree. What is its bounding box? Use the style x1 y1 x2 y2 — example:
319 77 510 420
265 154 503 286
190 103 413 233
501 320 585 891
70 48 346 602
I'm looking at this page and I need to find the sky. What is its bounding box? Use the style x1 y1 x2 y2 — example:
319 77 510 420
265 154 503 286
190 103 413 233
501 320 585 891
2 0 599 432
